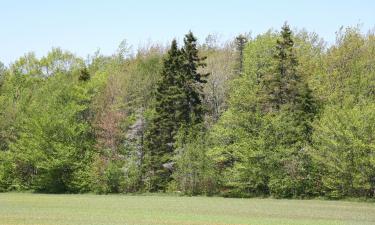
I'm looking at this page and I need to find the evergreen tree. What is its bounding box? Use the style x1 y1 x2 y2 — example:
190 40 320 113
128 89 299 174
263 23 317 197
79 66 90 81
144 40 185 191
181 31 209 125
144 32 208 191
261 23 301 111
260 23 316 138
235 34 248 74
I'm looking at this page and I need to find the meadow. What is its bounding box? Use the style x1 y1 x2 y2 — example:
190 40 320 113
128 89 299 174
1 193 374 225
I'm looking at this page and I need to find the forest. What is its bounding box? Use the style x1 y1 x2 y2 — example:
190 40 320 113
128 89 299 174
0 23 374 199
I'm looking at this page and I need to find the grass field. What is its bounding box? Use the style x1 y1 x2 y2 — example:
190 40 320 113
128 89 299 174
0 193 374 225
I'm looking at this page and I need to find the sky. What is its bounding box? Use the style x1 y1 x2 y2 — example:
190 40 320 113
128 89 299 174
0 0 374 65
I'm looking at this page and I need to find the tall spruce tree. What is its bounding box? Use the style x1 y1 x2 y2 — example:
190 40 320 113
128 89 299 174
144 40 185 191
259 23 316 118
274 23 316 139
235 34 248 74
264 23 317 197
144 32 208 191
260 23 298 112
181 31 209 125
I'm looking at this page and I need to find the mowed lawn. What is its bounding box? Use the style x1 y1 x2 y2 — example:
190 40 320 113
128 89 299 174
1 193 375 225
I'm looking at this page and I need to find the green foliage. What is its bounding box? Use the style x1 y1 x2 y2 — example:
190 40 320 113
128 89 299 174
209 24 318 198
0 151 14 191
89 154 126 194
312 104 375 198
234 34 249 74
0 26 374 199
181 31 209 124
9 72 94 193
144 32 208 191
173 125 217 195
144 40 185 191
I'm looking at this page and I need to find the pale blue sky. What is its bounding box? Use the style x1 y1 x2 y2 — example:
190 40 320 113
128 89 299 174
0 0 374 65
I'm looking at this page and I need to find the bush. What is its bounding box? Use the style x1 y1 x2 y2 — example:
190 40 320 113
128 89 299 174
90 155 126 194
173 127 218 196
0 151 13 192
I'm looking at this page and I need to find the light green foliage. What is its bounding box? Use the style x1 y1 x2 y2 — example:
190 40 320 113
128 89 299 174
321 26 375 105
209 25 318 198
89 47 163 193
173 126 217 195
91 159 126 194
0 49 96 193
312 104 375 198
201 39 237 123
1 26 375 199
309 27 375 198
208 32 276 196
10 72 94 193
0 151 13 191
0 63 44 152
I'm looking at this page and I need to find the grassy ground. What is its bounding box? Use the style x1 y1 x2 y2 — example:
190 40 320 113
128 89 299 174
0 193 374 225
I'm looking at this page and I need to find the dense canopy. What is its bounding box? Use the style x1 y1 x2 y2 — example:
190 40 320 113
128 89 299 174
0 25 374 199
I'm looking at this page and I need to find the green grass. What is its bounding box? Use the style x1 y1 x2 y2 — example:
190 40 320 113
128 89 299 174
1 193 374 225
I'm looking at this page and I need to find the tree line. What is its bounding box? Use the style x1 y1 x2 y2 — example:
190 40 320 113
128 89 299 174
0 24 374 199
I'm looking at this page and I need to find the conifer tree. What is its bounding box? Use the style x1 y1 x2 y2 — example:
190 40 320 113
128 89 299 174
144 32 208 191
144 40 185 191
260 23 315 117
264 23 317 197
181 31 209 125
275 23 316 138
235 34 248 74
79 66 90 81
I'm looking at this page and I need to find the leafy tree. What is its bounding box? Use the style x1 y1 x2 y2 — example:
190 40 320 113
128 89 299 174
312 104 375 198
208 32 277 197
310 27 375 198
0 61 5 87
173 125 217 195
0 71 42 153
90 45 163 193
40 48 84 76
1 26 375 198
201 41 237 123
8 61 95 192
209 24 318 198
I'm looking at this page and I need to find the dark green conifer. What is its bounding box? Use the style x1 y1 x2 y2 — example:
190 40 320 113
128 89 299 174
261 23 315 115
181 31 209 124
79 66 90 81
144 33 208 191
235 34 248 74
144 40 185 191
